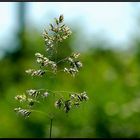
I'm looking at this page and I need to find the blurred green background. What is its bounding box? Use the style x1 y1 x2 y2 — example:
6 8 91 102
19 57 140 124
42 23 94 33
0 2 140 138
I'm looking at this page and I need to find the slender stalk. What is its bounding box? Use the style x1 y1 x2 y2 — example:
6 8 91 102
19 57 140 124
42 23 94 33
36 88 78 94
31 109 49 118
49 37 57 139
56 57 68 64
50 118 53 138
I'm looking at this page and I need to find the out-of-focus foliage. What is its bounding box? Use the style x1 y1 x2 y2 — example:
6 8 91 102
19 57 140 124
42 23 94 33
0 21 140 138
